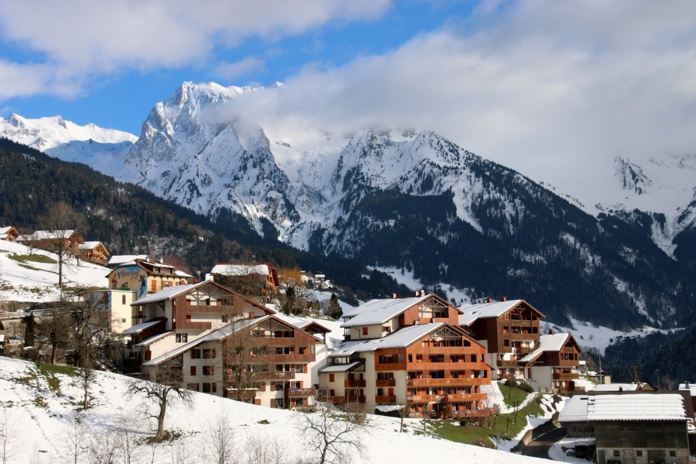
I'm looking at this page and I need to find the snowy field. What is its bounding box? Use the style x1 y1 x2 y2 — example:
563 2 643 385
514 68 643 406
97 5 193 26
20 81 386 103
0 357 553 464
0 240 108 303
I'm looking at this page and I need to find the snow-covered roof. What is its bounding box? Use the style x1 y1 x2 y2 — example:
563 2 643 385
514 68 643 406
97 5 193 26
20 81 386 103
78 241 105 251
107 255 148 266
679 382 696 396
520 333 574 363
319 361 363 373
131 283 197 305
587 394 688 421
458 299 526 326
210 263 270 276
17 229 77 241
121 320 162 335
341 295 447 327
558 395 590 423
331 323 447 357
594 383 640 392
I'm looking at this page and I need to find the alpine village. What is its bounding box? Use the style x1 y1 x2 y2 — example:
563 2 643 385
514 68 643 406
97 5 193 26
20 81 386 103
0 132 695 464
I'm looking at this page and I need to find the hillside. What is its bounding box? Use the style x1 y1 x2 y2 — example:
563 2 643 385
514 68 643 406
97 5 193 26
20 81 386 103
0 357 549 464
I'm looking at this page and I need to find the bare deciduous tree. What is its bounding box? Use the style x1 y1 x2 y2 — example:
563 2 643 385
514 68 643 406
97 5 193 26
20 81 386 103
127 361 192 441
40 202 86 291
0 409 16 464
298 404 364 464
205 414 236 464
63 414 87 464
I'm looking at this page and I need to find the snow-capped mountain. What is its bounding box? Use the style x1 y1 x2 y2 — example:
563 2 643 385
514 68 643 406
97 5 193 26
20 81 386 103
0 113 137 174
3 82 696 329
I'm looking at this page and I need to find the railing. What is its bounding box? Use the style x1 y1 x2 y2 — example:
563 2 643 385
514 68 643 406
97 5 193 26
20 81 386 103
345 379 367 388
498 359 519 367
553 372 579 380
406 362 488 371
288 388 316 398
375 395 396 403
445 393 487 402
406 378 486 387
376 379 396 387
248 371 296 380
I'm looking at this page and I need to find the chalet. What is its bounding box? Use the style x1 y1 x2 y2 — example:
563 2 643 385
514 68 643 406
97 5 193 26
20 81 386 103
140 315 323 409
559 393 691 464
0 226 19 242
210 262 280 298
519 332 583 393
107 258 193 300
458 299 545 381
320 293 493 419
123 280 275 370
78 241 110 266
17 229 84 252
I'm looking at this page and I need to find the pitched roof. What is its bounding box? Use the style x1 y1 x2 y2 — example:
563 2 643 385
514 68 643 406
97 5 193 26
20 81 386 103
78 241 107 251
341 294 456 328
211 263 271 276
131 283 198 305
121 319 163 335
586 394 688 421
594 383 640 392
458 299 545 326
107 255 149 266
679 382 696 396
520 333 580 363
17 229 79 241
330 323 453 357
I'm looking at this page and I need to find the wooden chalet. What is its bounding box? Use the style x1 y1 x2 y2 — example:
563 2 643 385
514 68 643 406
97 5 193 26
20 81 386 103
210 262 280 298
519 332 583 393
319 293 493 419
140 314 323 409
123 280 275 370
0 226 19 242
17 229 84 252
78 241 109 266
107 258 193 300
458 298 545 381
559 393 692 464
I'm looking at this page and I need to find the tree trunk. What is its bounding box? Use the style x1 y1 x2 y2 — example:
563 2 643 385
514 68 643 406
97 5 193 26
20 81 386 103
156 394 167 441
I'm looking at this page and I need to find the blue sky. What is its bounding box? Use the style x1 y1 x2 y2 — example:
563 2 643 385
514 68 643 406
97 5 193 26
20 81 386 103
1 0 695 185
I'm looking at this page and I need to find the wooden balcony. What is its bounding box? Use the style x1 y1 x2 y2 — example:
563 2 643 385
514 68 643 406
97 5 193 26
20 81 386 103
553 372 579 381
498 359 519 367
345 379 367 388
288 388 316 398
406 377 486 388
509 332 536 340
249 371 296 381
508 319 536 327
446 393 487 402
376 379 396 387
375 395 397 403
407 361 488 371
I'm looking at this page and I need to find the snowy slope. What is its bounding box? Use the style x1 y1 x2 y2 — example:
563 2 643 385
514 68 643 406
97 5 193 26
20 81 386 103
0 356 550 464
0 240 108 303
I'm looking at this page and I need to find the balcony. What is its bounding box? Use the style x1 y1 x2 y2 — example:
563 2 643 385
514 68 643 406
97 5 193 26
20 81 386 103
376 379 396 387
288 388 316 398
406 377 486 388
345 379 367 388
375 395 397 403
248 371 296 381
553 372 579 381
498 359 518 367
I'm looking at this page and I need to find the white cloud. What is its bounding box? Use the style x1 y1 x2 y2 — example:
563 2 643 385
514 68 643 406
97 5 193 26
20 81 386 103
0 0 391 91
219 0 696 193
212 57 266 81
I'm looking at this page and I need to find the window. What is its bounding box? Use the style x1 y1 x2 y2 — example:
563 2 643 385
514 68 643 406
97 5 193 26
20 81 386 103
187 383 199 392
122 295 126 305
329 374 335 382
669 451 676 457
362 327 368 336
202 383 217 393
203 366 214 376
151 280 157 292
190 366 197 376
191 349 201 359
176 333 188 343
203 349 216 359
636 451 643 457
613 451 620 457
382 326 391 333
503 339 510 347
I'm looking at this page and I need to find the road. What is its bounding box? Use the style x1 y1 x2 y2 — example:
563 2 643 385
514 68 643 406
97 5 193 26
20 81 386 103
519 425 568 459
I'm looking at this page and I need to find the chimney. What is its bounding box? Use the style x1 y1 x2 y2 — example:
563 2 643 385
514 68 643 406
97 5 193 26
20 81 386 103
391 293 397 299
420 289 425 297
486 297 492 303
501 296 507 302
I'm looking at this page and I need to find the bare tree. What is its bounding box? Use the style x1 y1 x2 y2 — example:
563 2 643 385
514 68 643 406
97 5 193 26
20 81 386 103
205 413 236 464
243 435 290 464
397 403 411 433
127 361 192 441
63 414 87 464
298 405 364 464
40 202 86 291
0 410 16 464
115 414 141 464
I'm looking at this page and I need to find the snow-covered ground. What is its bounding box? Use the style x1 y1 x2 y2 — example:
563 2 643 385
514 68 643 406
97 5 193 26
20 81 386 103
0 240 108 303
0 357 552 464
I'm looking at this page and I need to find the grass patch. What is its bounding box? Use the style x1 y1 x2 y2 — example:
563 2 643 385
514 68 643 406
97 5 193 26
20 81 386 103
498 382 530 408
9 253 57 264
428 394 545 446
